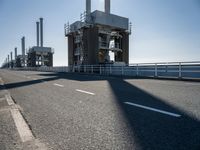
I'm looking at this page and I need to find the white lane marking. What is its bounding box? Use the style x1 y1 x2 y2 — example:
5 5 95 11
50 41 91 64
76 89 95 95
53 83 64 87
124 102 181 118
10 109 34 142
5 95 15 106
5 94 34 142
26 76 31 79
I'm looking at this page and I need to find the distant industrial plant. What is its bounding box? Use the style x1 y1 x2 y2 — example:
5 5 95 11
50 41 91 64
2 0 131 69
1 18 54 68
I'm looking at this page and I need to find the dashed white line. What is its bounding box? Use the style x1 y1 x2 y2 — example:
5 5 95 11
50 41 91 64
76 89 95 95
124 102 181 118
53 83 64 87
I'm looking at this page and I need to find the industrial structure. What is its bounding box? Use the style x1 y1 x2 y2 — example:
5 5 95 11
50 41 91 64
27 18 54 67
15 37 27 67
1 17 53 69
1 37 27 69
65 0 131 66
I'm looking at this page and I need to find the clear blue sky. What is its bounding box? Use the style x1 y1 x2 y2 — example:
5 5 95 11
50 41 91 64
0 0 200 66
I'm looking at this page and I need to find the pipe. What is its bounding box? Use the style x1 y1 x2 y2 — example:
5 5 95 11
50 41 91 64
86 0 91 14
40 18 43 47
36 22 40 46
105 0 110 14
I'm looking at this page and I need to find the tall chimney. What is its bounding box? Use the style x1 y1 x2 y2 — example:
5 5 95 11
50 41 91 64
105 0 110 14
40 18 43 47
86 0 91 14
15 47 17 60
21 37 25 57
8 55 9 68
36 22 40 46
10 52 13 62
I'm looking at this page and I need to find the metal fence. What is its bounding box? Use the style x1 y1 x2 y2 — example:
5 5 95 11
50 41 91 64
70 61 200 79
15 66 69 73
11 61 200 80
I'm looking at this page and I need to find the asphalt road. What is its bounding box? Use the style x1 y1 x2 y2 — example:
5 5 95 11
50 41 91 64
0 69 200 150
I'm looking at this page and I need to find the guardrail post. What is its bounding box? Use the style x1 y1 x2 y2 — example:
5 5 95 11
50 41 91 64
136 64 139 76
100 65 102 75
155 64 158 77
179 62 182 78
109 65 112 75
122 66 124 75
84 65 86 73
91 65 93 74
78 65 80 73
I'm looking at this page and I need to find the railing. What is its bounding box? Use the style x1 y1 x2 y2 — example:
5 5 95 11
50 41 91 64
8 61 200 80
15 66 69 73
70 61 200 79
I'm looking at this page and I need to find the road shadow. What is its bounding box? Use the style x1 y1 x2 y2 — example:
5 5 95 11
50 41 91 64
108 78 200 150
3 76 60 90
2 71 200 149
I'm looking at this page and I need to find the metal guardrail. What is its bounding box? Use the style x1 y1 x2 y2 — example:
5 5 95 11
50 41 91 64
14 66 69 73
9 61 200 80
70 61 200 79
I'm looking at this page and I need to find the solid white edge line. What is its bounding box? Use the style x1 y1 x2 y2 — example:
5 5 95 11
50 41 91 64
76 89 95 95
5 95 15 106
10 109 34 142
5 94 34 142
54 83 64 87
124 102 181 118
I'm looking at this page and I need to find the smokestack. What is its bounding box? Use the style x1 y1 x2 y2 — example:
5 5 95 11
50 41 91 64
15 47 17 60
40 18 43 47
105 0 110 14
36 22 40 46
8 55 9 68
10 52 13 62
21 37 25 57
86 0 91 14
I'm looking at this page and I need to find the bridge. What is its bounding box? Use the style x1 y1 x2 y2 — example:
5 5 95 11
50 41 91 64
0 67 200 149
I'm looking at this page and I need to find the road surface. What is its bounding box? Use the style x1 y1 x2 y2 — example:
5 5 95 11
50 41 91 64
0 69 200 150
